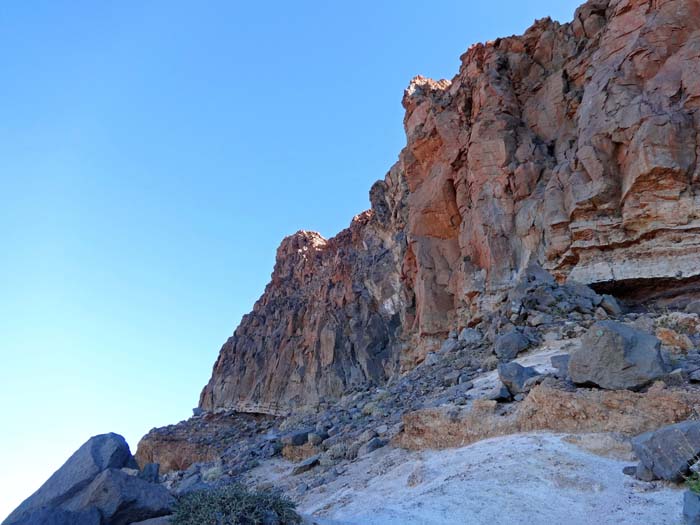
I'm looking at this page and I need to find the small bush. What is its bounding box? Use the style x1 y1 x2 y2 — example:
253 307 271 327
172 484 302 525
687 469 700 494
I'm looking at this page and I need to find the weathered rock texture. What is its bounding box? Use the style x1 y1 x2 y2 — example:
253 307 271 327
5 434 135 524
201 0 700 414
5 434 172 525
568 321 667 389
135 412 277 474
632 420 700 481
395 383 700 450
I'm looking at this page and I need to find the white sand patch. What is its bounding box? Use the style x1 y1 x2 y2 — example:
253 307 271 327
250 432 683 525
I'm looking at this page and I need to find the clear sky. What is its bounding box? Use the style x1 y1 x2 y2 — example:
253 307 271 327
0 0 582 519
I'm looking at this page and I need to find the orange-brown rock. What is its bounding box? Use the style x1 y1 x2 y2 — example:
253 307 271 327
395 384 700 450
656 327 694 352
135 412 275 473
199 212 410 414
201 0 700 414
136 437 218 474
281 443 321 462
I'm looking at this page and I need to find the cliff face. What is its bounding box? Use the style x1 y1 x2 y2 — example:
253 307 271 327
199 209 412 414
200 0 700 414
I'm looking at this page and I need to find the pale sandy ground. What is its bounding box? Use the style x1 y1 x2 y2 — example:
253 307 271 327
248 432 684 525
246 336 684 524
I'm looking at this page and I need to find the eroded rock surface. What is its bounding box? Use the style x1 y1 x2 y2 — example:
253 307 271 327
4 434 136 525
395 383 700 450
200 0 700 415
4 434 172 525
568 321 667 390
632 420 700 481
135 412 277 474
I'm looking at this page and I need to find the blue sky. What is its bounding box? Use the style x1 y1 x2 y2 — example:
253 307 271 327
0 0 582 519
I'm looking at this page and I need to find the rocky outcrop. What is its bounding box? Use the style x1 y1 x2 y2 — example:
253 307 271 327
5 434 135 524
136 412 277 474
395 383 700 450
200 213 410 414
4 434 173 525
632 420 700 481
63 470 173 525
201 0 700 414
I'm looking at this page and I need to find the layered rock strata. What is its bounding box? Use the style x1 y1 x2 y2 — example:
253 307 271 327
201 0 700 414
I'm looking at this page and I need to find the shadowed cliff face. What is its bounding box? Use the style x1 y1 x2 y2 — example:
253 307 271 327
201 0 700 414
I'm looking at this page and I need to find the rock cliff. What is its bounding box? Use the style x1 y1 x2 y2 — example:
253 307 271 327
200 0 700 414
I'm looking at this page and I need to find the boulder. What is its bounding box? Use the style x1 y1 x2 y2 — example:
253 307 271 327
485 381 512 402
291 455 320 475
4 433 136 525
632 421 700 482
439 338 462 353
600 294 623 316
494 329 530 361
550 354 570 379
281 429 312 446
139 463 160 483
561 282 602 313
65 469 175 525
357 437 386 457
684 490 700 525
686 301 700 315
458 328 481 346
568 321 667 390
498 363 540 394
4 508 102 525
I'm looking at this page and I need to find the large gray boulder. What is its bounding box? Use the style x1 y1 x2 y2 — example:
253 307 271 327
4 508 102 525
632 421 700 481
65 469 174 525
4 433 136 525
568 321 667 390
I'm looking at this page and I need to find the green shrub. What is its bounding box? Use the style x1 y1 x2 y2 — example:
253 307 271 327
687 471 700 494
172 484 302 525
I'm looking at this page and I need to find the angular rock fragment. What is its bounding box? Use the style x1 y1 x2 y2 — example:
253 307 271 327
498 362 541 395
568 321 666 390
357 437 386 457
291 455 320 475
632 421 700 482
5 433 136 525
64 469 174 525
495 329 530 361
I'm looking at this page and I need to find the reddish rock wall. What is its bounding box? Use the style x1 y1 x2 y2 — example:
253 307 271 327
201 0 700 414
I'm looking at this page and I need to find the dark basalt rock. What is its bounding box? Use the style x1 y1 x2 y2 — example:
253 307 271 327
568 321 667 390
5 433 135 525
632 421 700 482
